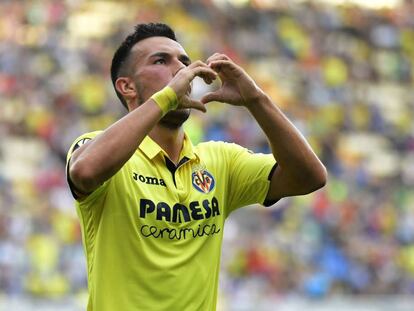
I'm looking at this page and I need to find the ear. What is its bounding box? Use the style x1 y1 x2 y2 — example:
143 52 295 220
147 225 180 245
115 77 137 103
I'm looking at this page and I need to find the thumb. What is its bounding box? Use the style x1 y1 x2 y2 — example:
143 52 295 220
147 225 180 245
201 89 225 104
181 96 207 113
190 99 207 113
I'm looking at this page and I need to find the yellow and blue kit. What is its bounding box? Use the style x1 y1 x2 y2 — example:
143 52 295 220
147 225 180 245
66 131 276 311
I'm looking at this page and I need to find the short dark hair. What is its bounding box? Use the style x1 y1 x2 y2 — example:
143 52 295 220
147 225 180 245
110 23 177 109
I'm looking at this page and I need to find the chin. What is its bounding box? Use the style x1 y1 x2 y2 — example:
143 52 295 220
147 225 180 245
159 109 191 129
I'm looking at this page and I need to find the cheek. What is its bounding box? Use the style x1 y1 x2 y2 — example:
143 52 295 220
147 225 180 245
134 67 173 102
139 67 171 87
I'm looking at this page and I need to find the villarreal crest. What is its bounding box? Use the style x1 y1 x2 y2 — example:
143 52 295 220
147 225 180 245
192 167 215 194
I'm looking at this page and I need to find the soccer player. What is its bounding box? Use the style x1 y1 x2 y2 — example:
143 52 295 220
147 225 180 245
66 23 326 311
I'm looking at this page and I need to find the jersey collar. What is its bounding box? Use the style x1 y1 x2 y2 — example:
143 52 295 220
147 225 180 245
139 133 197 161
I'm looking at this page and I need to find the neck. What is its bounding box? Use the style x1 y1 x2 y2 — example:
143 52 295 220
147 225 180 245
149 124 184 164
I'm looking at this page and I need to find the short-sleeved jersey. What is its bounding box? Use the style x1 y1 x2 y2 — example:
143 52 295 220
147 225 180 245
66 131 276 311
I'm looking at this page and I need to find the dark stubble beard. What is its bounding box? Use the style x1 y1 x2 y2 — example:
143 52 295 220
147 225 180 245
159 108 191 129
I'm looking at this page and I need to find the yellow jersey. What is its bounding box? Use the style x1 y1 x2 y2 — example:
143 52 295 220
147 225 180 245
66 131 276 311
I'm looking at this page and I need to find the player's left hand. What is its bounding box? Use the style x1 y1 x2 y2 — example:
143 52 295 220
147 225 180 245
201 53 264 107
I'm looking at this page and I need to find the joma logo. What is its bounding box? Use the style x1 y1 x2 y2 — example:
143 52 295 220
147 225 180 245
133 172 166 187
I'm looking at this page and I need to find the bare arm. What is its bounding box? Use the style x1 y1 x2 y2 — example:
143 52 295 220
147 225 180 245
246 94 327 201
202 54 327 202
69 61 217 196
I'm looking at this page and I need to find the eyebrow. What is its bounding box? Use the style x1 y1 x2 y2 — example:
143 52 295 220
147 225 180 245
149 52 191 65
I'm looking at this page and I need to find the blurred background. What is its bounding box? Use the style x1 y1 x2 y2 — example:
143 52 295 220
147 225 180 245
1 0 414 310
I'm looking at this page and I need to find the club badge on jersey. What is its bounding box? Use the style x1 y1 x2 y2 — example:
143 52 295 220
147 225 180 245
192 166 215 194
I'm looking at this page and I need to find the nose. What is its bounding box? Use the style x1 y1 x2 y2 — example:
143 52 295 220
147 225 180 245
173 59 186 76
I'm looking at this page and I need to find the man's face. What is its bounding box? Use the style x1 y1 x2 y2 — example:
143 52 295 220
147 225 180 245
129 36 192 129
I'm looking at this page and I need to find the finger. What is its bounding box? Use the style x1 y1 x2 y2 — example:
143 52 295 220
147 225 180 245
204 77 216 85
200 73 216 85
187 60 215 73
183 60 219 82
187 60 208 68
190 66 217 82
181 96 207 113
201 90 225 104
206 53 221 64
169 64 217 98
206 53 231 64
208 60 233 72
188 99 207 113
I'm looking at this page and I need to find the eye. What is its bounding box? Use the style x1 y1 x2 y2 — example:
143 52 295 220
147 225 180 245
154 58 166 65
180 58 191 67
182 61 190 67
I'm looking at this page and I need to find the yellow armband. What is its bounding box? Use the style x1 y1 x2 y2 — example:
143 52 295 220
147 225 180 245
150 86 178 116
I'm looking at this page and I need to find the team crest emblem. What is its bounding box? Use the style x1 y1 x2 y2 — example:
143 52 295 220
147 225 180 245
192 168 215 194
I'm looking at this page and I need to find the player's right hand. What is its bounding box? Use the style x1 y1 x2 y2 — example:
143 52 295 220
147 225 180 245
167 60 217 113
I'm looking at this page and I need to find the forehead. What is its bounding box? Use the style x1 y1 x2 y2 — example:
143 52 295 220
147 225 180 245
131 36 188 60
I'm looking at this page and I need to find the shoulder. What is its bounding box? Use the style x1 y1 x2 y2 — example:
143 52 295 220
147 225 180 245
72 130 103 144
195 141 253 162
195 140 246 153
67 130 103 159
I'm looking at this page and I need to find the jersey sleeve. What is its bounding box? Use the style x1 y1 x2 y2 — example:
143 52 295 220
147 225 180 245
223 143 277 216
66 131 109 203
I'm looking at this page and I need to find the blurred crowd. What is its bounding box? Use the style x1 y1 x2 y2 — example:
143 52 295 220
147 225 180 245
1 0 414 305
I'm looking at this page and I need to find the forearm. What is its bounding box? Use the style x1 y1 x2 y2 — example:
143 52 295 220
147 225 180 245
69 98 163 193
246 93 326 195
201 53 326 198
246 94 315 169
69 59 217 194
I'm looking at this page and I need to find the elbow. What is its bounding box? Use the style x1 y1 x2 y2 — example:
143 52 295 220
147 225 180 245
306 164 328 193
69 159 99 193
